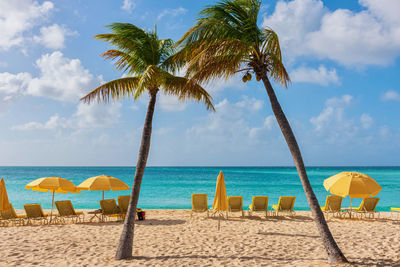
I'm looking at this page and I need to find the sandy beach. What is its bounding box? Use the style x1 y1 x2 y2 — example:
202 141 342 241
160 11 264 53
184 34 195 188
0 210 399 266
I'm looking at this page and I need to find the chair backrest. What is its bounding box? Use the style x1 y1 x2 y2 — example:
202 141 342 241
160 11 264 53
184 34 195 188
0 203 18 219
117 195 130 214
277 196 295 211
360 197 379 212
100 199 119 215
55 200 76 216
228 196 243 212
24 204 46 218
191 194 208 212
252 196 268 211
324 195 342 212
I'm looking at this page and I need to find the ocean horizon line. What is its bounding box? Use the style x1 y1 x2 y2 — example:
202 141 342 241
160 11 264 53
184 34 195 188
1 165 400 168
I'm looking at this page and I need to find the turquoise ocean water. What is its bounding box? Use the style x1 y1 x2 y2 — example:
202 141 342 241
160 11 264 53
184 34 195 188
1 166 399 211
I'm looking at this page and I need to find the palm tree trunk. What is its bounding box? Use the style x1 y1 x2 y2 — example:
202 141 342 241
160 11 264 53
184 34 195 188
260 73 348 264
115 90 158 260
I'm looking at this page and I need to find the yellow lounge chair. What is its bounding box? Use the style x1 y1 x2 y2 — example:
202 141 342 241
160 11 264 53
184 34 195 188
191 193 209 218
117 195 130 219
100 199 123 221
248 196 269 218
272 196 296 217
227 196 244 218
391 207 400 218
0 204 26 226
321 195 343 218
55 200 84 223
24 204 49 225
352 197 380 219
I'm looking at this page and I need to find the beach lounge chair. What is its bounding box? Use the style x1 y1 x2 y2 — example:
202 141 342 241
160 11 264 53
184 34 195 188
191 194 209 218
227 196 244 218
391 207 400 219
24 204 49 225
272 196 296 217
352 197 380 219
0 204 26 226
100 199 123 221
321 195 343 218
55 200 84 223
117 195 130 219
248 196 269 218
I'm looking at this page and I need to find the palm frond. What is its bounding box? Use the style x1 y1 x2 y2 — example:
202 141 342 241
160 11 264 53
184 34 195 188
177 0 290 88
80 77 141 103
162 72 215 111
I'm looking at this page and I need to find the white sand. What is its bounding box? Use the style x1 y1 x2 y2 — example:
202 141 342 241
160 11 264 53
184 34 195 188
0 210 399 266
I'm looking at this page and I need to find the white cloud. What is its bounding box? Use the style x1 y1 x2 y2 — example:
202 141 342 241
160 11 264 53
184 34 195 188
0 52 102 108
13 102 121 131
0 0 54 50
235 96 263 112
381 90 400 102
157 7 187 21
121 0 135 12
290 65 339 85
0 72 32 97
262 0 400 67
310 94 355 136
187 97 271 146
26 51 103 102
158 93 188 112
360 113 374 129
34 24 76 49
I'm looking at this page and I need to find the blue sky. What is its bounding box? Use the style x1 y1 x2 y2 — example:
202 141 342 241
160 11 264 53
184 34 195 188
0 0 399 166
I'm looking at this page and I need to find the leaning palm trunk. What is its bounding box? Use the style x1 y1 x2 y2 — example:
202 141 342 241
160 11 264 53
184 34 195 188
260 72 347 263
115 91 157 260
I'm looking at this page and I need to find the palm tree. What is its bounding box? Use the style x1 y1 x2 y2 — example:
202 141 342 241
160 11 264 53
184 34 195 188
175 0 347 263
81 23 214 260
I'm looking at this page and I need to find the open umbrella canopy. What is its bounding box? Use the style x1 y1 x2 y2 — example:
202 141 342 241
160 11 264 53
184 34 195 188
212 171 228 211
77 175 129 191
25 177 80 222
25 177 81 193
0 178 11 212
323 172 381 198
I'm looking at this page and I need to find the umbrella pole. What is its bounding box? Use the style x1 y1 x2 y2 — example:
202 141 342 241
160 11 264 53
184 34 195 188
50 190 55 223
102 191 104 200
350 198 353 219
218 213 220 231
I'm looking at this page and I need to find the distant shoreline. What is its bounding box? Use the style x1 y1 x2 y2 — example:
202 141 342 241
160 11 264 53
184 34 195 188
1 165 400 168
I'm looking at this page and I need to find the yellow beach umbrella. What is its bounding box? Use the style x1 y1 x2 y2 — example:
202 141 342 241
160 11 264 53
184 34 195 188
212 171 228 230
25 177 81 221
0 178 11 212
77 175 129 200
323 172 381 212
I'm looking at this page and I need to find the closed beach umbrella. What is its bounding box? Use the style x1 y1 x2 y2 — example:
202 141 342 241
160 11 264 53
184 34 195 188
323 172 381 211
0 178 11 212
25 177 81 222
212 171 228 230
77 175 129 200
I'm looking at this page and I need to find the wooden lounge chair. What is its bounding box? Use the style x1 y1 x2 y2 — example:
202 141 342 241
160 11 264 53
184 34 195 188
248 196 269 218
353 197 380 219
227 196 244 218
55 200 84 223
117 195 130 219
272 196 296 217
24 204 49 225
190 193 209 218
391 207 400 219
100 199 123 221
0 204 26 226
321 195 343 218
